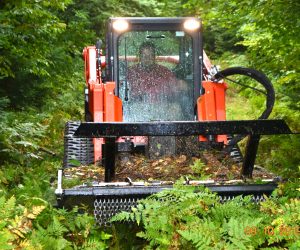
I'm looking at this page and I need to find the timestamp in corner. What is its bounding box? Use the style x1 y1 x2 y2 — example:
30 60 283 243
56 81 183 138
244 225 299 237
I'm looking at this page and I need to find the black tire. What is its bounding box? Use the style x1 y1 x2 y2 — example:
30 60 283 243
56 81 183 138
63 121 94 168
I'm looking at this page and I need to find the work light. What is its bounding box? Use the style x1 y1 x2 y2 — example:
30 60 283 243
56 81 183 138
112 19 129 32
183 19 201 31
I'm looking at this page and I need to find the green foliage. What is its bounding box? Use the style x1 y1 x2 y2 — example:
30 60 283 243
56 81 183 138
0 114 47 164
0 0 68 78
0 0 299 248
180 0 300 178
29 206 111 250
191 159 205 174
112 184 300 249
0 194 46 249
0 0 91 109
0 193 110 249
189 158 212 180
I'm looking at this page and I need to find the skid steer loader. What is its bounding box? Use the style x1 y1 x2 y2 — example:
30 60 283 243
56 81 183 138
55 17 293 226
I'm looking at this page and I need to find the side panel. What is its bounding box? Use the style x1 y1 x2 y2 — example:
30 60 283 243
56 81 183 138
89 83 104 163
197 81 227 143
104 82 123 122
89 83 104 122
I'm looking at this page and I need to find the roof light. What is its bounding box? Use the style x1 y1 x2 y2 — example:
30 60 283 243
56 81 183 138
183 19 200 31
112 19 129 32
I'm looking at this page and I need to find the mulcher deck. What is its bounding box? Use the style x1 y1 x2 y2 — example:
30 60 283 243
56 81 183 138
57 180 278 226
56 119 294 226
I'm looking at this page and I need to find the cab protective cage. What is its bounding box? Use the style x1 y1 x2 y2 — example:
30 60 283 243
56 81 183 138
106 17 202 105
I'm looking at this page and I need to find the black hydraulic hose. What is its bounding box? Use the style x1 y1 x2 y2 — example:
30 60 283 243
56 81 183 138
213 67 275 147
223 77 267 96
214 67 275 119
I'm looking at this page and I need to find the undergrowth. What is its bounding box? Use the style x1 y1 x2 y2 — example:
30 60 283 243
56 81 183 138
222 54 300 179
0 64 111 249
112 183 300 249
0 194 111 249
0 14 298 250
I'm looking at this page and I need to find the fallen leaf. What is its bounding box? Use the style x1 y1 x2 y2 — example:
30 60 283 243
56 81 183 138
176 155 187 163
165 157 172 162
151 161 159 167
11 228 25 238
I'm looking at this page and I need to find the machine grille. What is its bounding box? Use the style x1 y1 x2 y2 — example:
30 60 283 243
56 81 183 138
93 194 265 226
94 197 139 226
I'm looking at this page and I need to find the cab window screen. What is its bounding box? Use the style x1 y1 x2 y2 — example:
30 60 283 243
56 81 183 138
118 31 194 122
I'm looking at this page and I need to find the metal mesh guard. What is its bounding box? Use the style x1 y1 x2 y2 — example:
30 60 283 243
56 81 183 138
94 197 139 226
94 195 266 226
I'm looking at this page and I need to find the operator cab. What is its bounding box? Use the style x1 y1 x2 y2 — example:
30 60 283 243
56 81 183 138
106 18 202 122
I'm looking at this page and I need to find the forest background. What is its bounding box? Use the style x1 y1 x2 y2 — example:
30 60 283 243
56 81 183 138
0 0 299 249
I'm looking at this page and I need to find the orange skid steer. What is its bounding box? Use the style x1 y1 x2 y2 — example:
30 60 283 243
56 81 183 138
55 18 293 226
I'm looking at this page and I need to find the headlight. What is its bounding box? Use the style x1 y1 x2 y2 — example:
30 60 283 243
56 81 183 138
183 19 201 31
112 19 129 32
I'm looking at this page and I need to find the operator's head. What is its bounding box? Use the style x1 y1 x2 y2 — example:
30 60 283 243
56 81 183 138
139 42 156 68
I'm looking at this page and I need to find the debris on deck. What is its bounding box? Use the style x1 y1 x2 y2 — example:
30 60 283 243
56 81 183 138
63 151 276 186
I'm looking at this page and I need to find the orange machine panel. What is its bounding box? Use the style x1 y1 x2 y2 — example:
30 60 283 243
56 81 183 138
92 82 122 163
83 46 98 85
84 45 123 162
104 82 123 122
88 82 104 122
197 81 228 143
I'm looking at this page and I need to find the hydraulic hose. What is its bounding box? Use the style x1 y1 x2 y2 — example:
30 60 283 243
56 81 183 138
213 67 275 147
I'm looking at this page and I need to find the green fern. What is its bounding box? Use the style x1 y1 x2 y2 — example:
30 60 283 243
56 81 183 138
112 183 300 249
0 194 47 249
178 218 221 249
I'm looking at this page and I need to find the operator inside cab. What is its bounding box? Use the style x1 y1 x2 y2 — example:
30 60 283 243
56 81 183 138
118 29 195 122
127 42 176 100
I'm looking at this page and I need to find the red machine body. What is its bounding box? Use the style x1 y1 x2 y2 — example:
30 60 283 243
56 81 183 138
198 50 227 143
83 47 122 161
83 45 228 163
